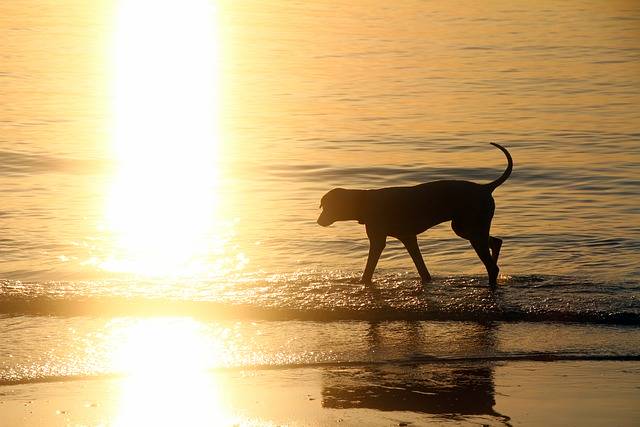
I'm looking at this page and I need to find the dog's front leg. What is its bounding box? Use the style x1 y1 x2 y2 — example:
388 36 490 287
398 235 432 284
361 226 386 285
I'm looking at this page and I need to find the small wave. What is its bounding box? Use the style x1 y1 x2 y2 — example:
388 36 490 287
0 274 638 325
0 298 636 324
2 353 639 387
0 150 110 176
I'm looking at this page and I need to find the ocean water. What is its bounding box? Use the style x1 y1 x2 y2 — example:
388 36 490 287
1 0 639 419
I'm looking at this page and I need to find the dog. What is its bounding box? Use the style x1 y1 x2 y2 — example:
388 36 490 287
317 143 512 286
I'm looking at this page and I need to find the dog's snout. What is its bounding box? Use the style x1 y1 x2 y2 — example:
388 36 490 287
317 212 332 227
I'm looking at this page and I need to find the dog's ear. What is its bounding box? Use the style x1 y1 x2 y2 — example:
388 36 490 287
319 190 332 209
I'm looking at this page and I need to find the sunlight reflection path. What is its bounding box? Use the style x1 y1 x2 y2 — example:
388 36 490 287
111 318 232 426
104 0 234 277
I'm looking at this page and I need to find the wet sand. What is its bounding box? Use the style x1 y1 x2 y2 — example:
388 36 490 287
2 360 638 426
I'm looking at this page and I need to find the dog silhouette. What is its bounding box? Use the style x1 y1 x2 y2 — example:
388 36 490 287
317 143 513 286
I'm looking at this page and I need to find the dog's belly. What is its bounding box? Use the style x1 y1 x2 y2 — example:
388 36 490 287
377 210 451 237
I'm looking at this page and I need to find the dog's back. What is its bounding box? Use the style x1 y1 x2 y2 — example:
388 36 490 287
362 180 492 236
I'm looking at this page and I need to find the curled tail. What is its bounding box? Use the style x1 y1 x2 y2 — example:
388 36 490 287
485 143 513 192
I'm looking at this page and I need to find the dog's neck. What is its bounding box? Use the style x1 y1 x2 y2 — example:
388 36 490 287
349 189 372 224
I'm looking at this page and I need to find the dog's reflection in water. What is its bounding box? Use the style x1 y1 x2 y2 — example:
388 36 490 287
321 322 511 424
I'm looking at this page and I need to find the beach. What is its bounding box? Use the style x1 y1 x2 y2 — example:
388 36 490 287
2 317 639 426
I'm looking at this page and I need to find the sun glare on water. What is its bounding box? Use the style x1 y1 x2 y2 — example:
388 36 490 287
104 0 227 277
111 318 232 426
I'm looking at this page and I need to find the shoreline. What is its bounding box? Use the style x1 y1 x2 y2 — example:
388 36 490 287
2 360 639 426
2 352 640 388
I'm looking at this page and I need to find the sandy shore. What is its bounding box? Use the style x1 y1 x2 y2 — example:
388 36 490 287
1 360 638 426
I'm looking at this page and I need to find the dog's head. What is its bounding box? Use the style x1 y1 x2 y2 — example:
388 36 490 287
317 188 354 227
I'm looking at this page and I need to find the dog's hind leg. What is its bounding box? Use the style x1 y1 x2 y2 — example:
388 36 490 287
452 219 499 286
398 235 432 284
361 226 386 285
471 236 499 286
489 236 502 263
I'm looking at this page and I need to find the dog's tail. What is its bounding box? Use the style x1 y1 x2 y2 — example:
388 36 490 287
485 143 513 192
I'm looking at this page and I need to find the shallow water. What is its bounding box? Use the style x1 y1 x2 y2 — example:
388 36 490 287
1 0 639 398
2 316 639 384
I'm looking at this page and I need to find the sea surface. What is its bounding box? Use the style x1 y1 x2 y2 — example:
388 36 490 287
0 0 639 423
